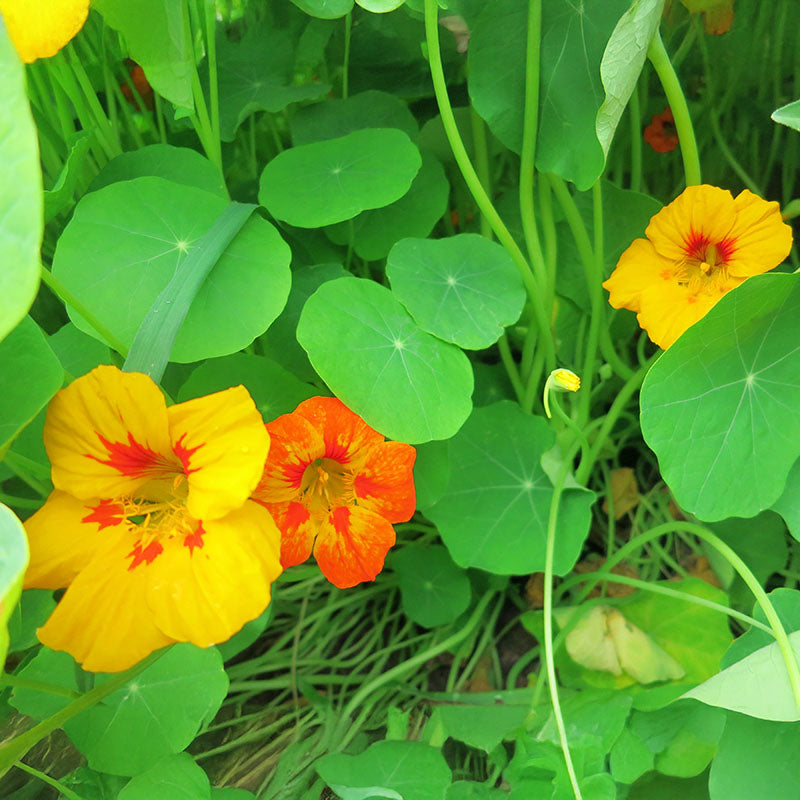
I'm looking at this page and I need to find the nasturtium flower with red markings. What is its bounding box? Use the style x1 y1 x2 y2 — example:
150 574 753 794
603 184 793 350
643 107 678 153
24 365 282 673
0 0 89 63
252 397 416 589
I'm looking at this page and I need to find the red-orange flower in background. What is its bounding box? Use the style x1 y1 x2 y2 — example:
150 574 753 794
603 184 793 349
253 397 416 589
643 107 678 153
24 365 282 672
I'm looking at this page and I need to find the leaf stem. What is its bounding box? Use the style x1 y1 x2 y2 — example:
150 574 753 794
647 29 701 186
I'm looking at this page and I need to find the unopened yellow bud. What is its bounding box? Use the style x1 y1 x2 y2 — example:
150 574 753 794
550 368 581 393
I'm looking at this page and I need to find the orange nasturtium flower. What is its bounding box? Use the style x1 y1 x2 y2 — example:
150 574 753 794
252 397 416 589
603 184 793 350
0 0 89 63
643 107 679 154
23 366 282 673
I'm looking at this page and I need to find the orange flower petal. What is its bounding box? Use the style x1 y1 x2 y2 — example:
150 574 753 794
313 505 396 589
646 185 737 262
167 386 269 521
37 530 174 673
146 502 282 647
724 190 793 278
354 441 416 523
254 412 324 504
637 281 724 350
44 366 174 502
602 238 674 314
0 0 89 63
266 500 318 568
24 491 130 590
295 397 384 466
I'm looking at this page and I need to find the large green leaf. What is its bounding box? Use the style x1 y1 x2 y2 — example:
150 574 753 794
0 19 41 343
89 144 227 197
771 457 800 541
772 99 800 132
259 129 421 228
0 317 64 451
641 273 800 521
52 177 291 363
297 277 474 443
290 90 418 146
213 22 330 141
425 402 595 574
324 152 449 261
0 504 28 666
316 741 451 800
386 234 526 349
291 0 354 18
118 754 211 800
709 714 800 800
468 0 629 188
596 0 665 156
92 0 194 109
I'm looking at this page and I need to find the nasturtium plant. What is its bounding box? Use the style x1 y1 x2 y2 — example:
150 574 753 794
3 0 799 797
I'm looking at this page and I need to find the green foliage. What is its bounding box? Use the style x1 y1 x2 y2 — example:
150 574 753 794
117 753 211 800
426 402 594 574
641 273 800 521
297 277 474 442
0 22 41 344
0 504 28 665
259 129 422 227
387 234 526 349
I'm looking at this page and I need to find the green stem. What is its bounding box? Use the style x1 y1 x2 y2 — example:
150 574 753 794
204 0 221 153
342 12 352 99
423 0 555 372
470 108 493 239
629 81 642 193
40 267 129 356
498 334 526 405
0 674 81 700
518 0 548 285
0 651 165 777
647 30 701 186
13 762 86 800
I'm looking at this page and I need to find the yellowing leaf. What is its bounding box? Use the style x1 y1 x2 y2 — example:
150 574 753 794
603 467 640 519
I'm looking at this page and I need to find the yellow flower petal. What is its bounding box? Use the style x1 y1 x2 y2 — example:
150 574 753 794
0 0 89 63
603 238 674 314
146 501 282 647
167 386 269 521
37 530 175 673
724 190 794 278
645 184 736 262
637 281 722 350
44 365 174 501
24 491 130 589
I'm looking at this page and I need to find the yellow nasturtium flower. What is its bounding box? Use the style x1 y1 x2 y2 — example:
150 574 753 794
24 366 283 672
603 184 793 350
0 0 89 63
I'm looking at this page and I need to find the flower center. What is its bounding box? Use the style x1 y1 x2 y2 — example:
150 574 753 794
676 232 736 295
299 457 354 513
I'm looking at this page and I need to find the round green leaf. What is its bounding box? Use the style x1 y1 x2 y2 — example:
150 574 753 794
178 353 316 423
10 647 77 721
425 402 594 574
387 234 526 349
316 741 451 800
89 144 227 197
356 0 406 12
0 21 41 343
390 545 471 628
7 589 55 653
291 0 354 18
325 153 450 261
291 90 418 146
641 273 800 521
53 177 291 362
0 504 28 666
0 317 64 451
297 277 473 443
118 754 210 800
65 644 229 776
258 129 422 228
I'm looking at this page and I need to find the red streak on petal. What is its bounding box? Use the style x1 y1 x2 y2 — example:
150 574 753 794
331 505 350 533
127 539 163 570
716 237 736 263
173 432 203 476
86 432 174 478
282 461 308 489
184 521 205 555
684 229 711 260
286 501 311 531
354 474 379 498
325 442 350 463
82 499 125 530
